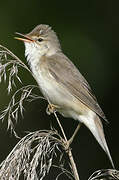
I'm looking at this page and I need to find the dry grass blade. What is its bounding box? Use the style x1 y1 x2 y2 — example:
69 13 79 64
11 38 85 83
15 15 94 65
0 45 31 93
0 130 73 180
0 44 46 135
52 165 74 180
88 169 119 180
0 85 45 135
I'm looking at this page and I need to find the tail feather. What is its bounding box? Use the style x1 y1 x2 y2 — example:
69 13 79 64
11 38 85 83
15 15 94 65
79 112 114 168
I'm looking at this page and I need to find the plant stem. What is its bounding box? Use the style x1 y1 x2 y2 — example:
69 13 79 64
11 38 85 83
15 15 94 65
54 112 67 142
54 112 80 180
68 149 80 180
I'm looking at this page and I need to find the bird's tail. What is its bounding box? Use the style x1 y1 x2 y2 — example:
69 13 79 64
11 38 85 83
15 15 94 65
80 113 114 168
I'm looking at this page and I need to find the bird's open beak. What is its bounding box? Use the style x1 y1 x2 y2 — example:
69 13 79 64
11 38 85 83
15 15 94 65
14 32 34 43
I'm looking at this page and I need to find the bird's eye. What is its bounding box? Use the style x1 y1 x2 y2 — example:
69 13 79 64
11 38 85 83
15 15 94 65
37 38 43 42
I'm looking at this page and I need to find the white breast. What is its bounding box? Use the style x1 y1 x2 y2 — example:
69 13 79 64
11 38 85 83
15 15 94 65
24 42 62 102
24 41 80 119
29 57 74 110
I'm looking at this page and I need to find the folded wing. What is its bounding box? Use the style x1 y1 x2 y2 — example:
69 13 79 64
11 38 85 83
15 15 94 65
46 53 107 121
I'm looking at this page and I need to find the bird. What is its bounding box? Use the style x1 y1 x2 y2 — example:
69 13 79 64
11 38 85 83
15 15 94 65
15 24 114 168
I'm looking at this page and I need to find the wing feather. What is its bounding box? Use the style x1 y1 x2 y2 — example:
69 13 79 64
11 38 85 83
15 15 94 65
46 53 107 121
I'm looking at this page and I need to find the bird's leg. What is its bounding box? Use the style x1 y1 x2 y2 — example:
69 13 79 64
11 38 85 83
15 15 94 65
67 123 81 146
63 124 81 153
46 103 60 115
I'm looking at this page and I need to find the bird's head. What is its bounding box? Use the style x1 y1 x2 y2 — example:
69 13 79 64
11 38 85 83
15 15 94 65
15 24 61 62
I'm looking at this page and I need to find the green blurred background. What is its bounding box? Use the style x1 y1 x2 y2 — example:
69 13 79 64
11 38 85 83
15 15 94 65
0 0 119 179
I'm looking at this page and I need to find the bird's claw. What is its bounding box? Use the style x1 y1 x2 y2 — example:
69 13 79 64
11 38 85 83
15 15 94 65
46 104 60 115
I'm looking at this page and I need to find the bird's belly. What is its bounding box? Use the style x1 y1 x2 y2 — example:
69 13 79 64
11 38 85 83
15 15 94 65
33 67 89 120
38 73 74 107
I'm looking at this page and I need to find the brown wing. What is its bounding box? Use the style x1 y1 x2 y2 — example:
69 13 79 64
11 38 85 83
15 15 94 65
46 53 107 121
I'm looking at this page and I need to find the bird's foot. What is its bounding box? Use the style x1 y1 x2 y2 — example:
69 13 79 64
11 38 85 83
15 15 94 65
46 104 60 115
